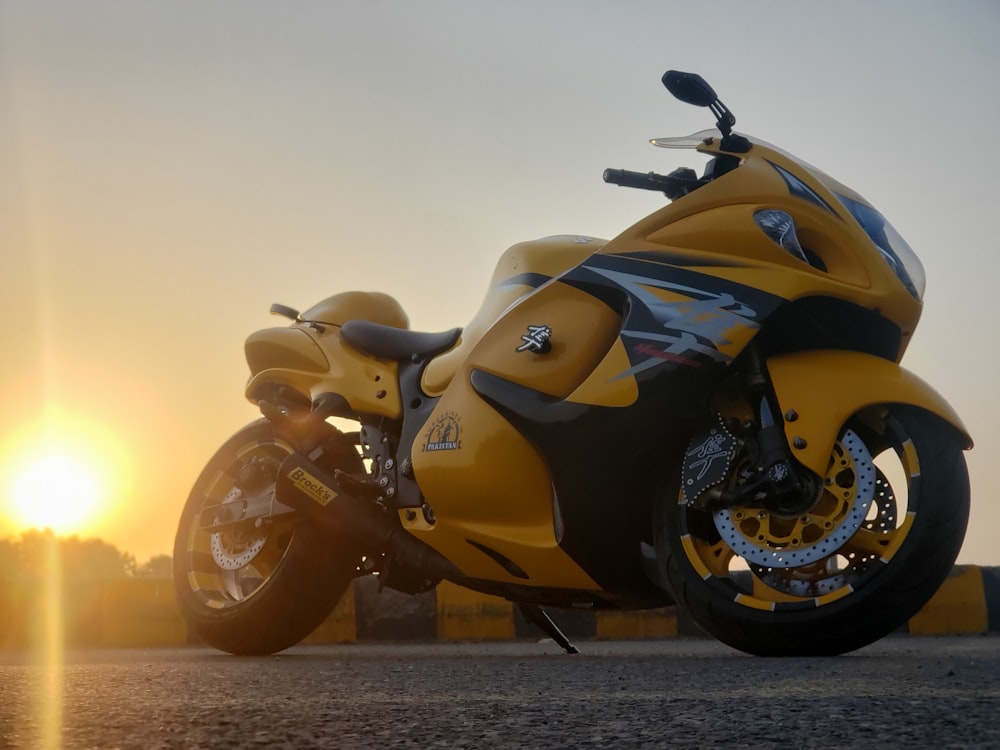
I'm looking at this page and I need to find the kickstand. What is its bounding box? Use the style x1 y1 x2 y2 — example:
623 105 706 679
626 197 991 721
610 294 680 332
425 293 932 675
516 603 580 654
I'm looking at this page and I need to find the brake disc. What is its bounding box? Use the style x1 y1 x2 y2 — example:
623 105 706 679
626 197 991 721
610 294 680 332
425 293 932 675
713 428 875 568
749 468 897 595
210 486 268 571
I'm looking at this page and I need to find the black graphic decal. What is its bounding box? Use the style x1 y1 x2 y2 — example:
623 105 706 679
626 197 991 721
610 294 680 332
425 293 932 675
590 264 760 378
682 420 737 505
562 254 785 381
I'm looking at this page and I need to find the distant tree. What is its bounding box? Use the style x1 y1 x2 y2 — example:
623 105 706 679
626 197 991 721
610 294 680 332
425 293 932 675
62 536 137 581
15 529 61 578
12 530 137 581
0 537 17 581
135 554 172 579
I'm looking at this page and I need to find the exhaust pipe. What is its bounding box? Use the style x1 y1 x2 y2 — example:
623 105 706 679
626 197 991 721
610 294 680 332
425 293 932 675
274 452 463 583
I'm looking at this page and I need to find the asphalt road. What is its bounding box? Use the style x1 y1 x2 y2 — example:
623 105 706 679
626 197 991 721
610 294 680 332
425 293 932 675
1 637 998 749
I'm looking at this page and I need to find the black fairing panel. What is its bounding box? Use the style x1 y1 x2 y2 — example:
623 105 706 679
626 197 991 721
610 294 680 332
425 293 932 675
471 366 705 600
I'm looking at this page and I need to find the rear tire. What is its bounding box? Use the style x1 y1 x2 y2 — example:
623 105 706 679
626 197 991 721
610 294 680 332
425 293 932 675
173 419 363 655
659 405 970 656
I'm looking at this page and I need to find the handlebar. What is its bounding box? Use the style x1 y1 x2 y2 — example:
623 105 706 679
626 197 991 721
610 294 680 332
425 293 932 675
602 167 699 200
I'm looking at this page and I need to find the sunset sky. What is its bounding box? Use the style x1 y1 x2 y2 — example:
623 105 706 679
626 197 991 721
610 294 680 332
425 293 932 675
1 1 998 565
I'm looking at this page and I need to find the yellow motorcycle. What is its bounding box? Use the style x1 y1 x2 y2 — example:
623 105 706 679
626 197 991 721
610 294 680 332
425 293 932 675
173 70 971 656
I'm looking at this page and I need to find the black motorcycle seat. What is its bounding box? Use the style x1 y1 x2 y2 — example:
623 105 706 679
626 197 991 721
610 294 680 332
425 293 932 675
340 319 462 362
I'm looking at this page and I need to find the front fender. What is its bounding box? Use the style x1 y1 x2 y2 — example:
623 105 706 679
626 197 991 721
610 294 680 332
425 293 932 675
767 350 972 477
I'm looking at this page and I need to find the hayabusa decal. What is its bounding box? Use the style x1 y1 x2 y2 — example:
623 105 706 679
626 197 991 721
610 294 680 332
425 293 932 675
584 264 763 379
517 324 553 353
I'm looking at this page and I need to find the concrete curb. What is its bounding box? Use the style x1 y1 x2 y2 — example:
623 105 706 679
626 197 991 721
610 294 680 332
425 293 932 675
295 563 1000 644
0 565 995 649
908 565 990 635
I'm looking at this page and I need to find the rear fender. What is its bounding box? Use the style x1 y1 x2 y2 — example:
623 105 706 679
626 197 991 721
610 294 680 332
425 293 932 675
244 325 402 418
767 350 972 477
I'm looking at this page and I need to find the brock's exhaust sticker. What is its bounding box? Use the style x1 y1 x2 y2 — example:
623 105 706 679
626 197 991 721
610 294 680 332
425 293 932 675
286 467 337 506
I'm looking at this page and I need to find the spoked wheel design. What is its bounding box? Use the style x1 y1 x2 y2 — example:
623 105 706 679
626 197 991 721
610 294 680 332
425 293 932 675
173 419 363 655
183 439 296 610
663 405 969 655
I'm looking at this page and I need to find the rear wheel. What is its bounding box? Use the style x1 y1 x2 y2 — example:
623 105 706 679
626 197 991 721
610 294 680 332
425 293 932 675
173 419 363 655
660 405 970 656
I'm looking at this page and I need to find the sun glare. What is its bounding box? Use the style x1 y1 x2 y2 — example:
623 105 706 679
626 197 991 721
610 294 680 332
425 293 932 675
0 415 125 538
10 454 103 535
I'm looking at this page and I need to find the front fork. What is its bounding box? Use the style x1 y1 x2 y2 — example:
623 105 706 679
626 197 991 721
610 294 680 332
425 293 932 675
736 395 822 514
686 347 821 514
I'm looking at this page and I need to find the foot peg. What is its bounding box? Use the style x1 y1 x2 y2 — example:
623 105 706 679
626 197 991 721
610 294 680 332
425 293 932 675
332 470 383 500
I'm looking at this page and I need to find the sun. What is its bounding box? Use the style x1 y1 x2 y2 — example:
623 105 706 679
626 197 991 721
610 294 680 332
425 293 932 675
9 453 104 535
0 415 125 538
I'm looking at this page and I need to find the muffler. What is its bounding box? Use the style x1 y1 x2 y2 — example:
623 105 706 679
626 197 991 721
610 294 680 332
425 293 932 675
274 452 463 583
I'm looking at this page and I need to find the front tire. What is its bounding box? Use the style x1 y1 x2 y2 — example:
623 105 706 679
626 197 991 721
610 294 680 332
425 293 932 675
173 419 363 655
660 405 970 656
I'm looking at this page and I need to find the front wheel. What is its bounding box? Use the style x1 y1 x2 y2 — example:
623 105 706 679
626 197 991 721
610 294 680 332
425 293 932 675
173 419 363 655
660 405 970 656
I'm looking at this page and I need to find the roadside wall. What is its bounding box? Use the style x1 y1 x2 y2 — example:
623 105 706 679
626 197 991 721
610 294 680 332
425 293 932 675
1 565 996 649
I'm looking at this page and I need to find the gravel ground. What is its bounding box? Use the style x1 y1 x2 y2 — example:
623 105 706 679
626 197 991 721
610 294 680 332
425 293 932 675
1 636 998 749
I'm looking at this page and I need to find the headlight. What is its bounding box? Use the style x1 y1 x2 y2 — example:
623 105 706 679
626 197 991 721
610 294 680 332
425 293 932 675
835 194 926 301
754 209 809 264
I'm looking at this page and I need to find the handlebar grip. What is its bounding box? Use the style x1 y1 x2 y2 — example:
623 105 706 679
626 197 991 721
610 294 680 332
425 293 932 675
603 168 656 189
603 168 691 199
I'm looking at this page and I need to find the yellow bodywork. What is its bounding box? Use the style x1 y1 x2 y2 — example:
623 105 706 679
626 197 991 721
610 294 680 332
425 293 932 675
422 235 605 394
599 136 923 358
408 273 625 589
244 291 408 418
239 131 968 597
242 238 626 591
768 349 972 477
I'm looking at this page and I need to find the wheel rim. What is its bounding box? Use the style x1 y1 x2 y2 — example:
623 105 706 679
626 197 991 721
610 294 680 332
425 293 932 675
181 434 299 609
678 409 919 610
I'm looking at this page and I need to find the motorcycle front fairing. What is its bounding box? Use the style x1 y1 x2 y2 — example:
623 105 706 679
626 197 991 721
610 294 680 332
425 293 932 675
400 130 969 604
403 241 786 602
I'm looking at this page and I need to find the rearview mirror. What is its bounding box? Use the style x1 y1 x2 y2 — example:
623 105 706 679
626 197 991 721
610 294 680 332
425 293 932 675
660 69 748 152
661 70 718 108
